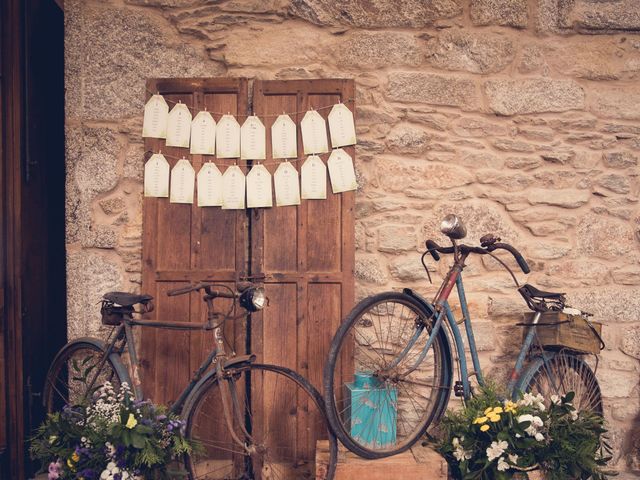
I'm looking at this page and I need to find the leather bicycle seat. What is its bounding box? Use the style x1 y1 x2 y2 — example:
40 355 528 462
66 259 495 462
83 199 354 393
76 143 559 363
519 284 564 299
103 291 153 307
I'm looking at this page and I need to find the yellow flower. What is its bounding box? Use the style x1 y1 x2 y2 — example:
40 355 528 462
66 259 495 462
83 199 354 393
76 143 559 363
125 413 138 429
473 416 488 424
71 452 80 462
492 407 504 414
67 458 77 472
484 407 493 415
504 401 518 413
489 414 501 422
480 424 490 432
48 435 58 444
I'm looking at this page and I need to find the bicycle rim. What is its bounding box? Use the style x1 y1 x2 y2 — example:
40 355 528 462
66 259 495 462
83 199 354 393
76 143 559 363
522 353 603 415
44 341 123 413
185 363 337 480
324 292 448 457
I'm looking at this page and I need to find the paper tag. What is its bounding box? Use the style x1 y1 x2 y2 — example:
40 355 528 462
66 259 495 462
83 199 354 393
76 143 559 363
197 162 223 207
166 103 192 148
271 114 297 159
216 115 241 159
328 103 357 148
190 111 216 155
328 148 357 193
241 116 266 160
301 155 327 200
221 165 246 209
246 164 273 208
274 162 301 207
143 153 170 197
170 159 195 204
301 110 329 154
142 95 169 139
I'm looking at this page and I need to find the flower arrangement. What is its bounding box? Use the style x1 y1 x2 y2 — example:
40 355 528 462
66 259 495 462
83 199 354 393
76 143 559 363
435 385 612 480
31 382 194 480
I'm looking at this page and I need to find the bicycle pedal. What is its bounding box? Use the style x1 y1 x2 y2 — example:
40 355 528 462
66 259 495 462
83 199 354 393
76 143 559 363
454 381 465 397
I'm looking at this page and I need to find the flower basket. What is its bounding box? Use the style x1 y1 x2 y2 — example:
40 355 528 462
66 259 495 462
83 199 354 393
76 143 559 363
31 382 194 480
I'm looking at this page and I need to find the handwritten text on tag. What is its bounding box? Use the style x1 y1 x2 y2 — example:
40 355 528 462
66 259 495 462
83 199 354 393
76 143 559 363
142 95 169 139
271 114 297 159
328 148 357 193
246 164 273 208
301 110 329 155
197 162 223 207
241 116 266 160
222 165 246 209
143 153 170 197
217 115 241 159
170 159 195 204
301 155 327 200
328 103 357 148
166 103 192 148
190 111 216 155
274 162 301 207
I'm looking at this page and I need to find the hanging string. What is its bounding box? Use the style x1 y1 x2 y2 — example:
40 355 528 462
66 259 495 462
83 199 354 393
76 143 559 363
144 149 319 168
146 88 355 118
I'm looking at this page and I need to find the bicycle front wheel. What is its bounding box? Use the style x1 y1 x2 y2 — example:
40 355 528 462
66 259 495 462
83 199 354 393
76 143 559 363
323 291 452 459
44 338 128 413
516 352 603 415
184 363 337 480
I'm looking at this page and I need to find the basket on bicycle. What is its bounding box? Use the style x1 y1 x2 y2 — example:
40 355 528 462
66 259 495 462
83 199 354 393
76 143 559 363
522 311 604 355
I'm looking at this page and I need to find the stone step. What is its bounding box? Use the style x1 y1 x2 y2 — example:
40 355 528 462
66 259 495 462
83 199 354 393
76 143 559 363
316 440 448 480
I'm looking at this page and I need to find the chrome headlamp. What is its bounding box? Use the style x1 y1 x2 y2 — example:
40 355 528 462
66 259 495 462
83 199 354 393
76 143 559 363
440 214 467 240
239 287 267 312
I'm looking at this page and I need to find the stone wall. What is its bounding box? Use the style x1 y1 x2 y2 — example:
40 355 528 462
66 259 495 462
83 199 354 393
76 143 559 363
65 0 640 472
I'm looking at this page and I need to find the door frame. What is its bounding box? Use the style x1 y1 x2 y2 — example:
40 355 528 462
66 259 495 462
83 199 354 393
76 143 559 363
1 0 26 477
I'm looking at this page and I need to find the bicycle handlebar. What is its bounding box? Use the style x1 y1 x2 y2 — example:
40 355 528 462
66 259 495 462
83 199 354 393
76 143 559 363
425 238 530 274
167 282 238 298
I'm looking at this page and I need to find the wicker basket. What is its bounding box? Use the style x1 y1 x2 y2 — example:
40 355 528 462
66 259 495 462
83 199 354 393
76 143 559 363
522 311 603 355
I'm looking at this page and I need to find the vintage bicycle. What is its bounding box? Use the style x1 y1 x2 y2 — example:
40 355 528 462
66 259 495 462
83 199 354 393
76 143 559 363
323 214 603 459
43 282 337 479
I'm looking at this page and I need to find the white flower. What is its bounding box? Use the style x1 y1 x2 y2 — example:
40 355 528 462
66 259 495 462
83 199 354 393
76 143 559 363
452 437 460 448
550 394 561 405
497 457 510 471
508 454 519 464
517 414 534 424
519 393 546 411
453 446 472 461
535 432 545 441
486 440 508 462
570 410 578 421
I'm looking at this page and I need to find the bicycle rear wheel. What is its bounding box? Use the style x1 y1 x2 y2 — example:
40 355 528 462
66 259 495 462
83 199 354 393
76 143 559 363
516 352 603 415
184 363 337 480
323 291 452 459
43 338 128 413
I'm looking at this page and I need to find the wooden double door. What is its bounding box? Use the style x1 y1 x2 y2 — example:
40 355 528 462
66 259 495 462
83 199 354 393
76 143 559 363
141 78 355 464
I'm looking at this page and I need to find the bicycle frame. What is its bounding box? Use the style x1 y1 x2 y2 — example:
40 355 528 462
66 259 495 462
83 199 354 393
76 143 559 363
390 258 543 400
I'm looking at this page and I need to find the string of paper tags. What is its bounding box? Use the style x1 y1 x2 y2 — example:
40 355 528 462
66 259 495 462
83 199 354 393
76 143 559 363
142 94 358 209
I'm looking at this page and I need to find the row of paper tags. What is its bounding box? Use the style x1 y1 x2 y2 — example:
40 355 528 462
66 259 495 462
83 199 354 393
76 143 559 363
142 95 357 159
144 149 357 209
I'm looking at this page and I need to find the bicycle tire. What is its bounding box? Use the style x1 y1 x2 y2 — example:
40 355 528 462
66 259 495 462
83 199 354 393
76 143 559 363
183 363 337 480
323 291 452 459
43 338 130 413
515 352 603 415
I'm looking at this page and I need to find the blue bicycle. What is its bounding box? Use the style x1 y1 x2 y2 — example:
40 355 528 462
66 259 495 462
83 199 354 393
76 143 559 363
323 214 603 459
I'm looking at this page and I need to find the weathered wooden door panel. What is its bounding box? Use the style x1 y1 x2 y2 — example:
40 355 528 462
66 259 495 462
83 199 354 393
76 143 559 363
142 78 249 404
251 79 355 461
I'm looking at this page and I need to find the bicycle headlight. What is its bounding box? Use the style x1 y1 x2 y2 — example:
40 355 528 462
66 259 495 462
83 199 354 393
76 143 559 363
239 287 267 312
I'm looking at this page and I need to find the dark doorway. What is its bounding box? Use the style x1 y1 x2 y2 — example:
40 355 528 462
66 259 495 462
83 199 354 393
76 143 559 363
1 0 66 478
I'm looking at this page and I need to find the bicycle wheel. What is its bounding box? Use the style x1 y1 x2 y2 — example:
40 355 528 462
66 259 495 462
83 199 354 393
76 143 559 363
323 291 452 459
184 363 337 480
43 338 128 413
516 352 603 415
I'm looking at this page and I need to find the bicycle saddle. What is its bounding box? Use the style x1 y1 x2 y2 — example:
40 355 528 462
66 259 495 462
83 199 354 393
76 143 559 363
518 284 565 312
103 291 153 307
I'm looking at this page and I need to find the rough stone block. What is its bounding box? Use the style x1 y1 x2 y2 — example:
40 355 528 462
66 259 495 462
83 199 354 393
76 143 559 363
567 287 640 324
589 85 640 121
388 72 479 111
527 188 590 208
576 214 634 258
621 326 640 360
378 225 417 253
385 124 431 154
336 32 423 67
612 266 640 285
388 257 429 282
355 256 388 285
470 0 528 27
603 152 638 169
596 173 631 194
424 29 515 74
526 240 571 260
378 159 474 193
560 0 640 31
485 79 585 115
288 0 463 28
65 0 213 120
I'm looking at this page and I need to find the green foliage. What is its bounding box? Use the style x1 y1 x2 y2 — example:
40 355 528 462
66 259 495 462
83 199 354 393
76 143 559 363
432 384 613 480
30 381 194 479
